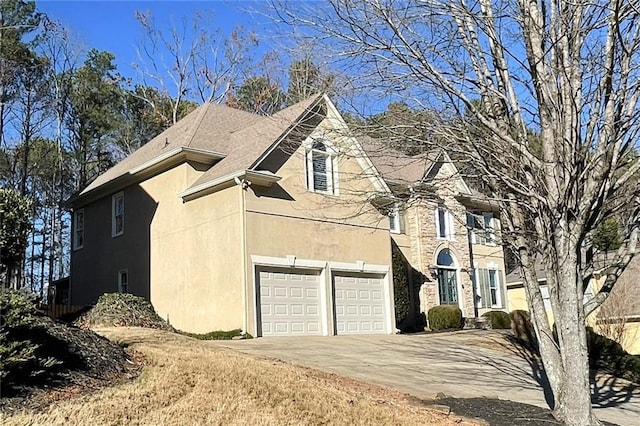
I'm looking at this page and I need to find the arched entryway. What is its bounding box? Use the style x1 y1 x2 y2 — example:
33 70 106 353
436 249 460 306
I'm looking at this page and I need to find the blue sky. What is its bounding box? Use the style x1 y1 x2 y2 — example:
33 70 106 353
38 1 269 82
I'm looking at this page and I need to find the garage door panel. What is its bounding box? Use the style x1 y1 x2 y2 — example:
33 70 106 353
259 268 322 336
334 274 387 335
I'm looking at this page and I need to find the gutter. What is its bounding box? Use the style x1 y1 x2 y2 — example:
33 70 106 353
67 147 225 209
178 170 281 202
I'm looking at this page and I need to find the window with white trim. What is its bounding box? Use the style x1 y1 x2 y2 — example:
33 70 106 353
475 268 505 308
435 206 454 240
467 211 496 245
73 209 84 250
118 270 128 293
389 205 405 234
112 192 124 237
306 140 337 194
436 249 458 305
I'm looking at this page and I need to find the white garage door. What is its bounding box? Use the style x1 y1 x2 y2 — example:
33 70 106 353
258 268 322 336
334 273 387 334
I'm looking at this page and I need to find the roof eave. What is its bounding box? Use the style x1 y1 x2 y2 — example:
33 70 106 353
68 147 226 208
179 170 282 202
455 194 501 211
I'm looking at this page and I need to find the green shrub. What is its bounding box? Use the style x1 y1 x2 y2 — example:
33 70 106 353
510 310 538 350
481 311 511 329
427 305 463 331
0 289 61 388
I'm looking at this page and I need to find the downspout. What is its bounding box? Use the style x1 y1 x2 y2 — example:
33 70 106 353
237 179 249 335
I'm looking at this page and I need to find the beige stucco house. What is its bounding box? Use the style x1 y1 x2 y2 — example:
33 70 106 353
69 94 398 336
364 140 509 329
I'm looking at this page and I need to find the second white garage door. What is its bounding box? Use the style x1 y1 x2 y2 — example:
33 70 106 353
258 268 322 336
334 273 387 334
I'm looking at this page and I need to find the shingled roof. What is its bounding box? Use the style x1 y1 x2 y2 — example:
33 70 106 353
76 94 324 202
359 136 438 185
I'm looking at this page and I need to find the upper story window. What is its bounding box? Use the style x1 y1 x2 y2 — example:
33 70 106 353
467 212 496 245
73 209 84 250
306 140 337 195
435 206 454 240
112 192 124 237
389 205 405 234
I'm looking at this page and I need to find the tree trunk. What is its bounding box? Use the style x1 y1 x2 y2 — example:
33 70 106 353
553 246 599 425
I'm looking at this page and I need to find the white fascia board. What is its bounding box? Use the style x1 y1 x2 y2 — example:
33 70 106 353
179 170 281 201
251 255 327 270
328 261 389 274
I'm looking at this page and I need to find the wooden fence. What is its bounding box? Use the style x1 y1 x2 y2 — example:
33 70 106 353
39 304 87 320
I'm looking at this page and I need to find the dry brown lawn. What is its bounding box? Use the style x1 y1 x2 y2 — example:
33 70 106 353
4 327 479 426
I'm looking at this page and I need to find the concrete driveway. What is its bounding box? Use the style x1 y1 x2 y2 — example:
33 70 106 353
210 330 640 425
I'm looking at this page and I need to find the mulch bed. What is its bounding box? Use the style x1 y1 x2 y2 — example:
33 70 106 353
434 397 617 426
74 293 174 331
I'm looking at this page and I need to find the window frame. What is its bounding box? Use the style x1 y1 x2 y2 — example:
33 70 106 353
73 209 85 250
305 140 338 195
388 204 405 234
118 269 128 294
475 267 504 309
467 211 497 245
112 192 124 237
435 206 454 240
436 249 459 306
488 269 501 308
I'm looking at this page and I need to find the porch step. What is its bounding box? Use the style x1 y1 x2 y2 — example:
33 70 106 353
463 317 492 330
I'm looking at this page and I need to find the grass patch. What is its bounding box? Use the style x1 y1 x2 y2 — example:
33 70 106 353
4 327 476 425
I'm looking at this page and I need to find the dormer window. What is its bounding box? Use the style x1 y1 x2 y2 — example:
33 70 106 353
306 140 337 194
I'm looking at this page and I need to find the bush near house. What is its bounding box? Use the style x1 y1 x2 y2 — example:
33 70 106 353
0 288 129 394
586 327 640 383
509 310 538 350
427 305 463 331
392 245 411 330
0 289 59 388
481 311 511 329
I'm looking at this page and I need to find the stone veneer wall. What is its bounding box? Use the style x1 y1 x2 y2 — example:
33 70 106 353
406 192 476 319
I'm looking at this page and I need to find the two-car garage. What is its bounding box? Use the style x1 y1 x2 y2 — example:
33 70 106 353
256 265 391 337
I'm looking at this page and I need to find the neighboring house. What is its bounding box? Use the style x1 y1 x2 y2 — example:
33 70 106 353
364 140 508 329
68 94 398 336
506 254 640 354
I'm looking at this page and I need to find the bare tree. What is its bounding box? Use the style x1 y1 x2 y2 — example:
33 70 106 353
276 1 640 424
133 10 258 124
